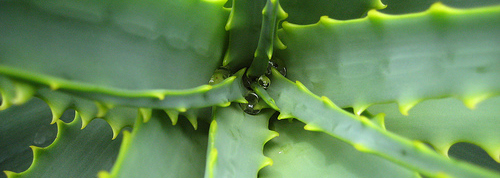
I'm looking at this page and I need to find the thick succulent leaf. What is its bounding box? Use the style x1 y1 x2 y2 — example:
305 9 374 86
0 1 245 109
381 0 500 14
0 98 62 177
0 67 247 110
275 3 500 115
260 119 417 178
5 114 122 178
279 0 385 24
0 0 227 90
100 110 208 178
266 69 500 177
368 96 500 163
205 104 277 178
223 0 266 71
247 0 287 78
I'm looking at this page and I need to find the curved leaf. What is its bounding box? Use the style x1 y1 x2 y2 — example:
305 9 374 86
100 111 208 178
205 104 277 178
0 67 247 110
260 119 417 178
0 98 60 176
247 0 287 78
381 0 500 14
0 0 228 90
275 3 500 115
279 0 385 24
0 0 242 110
223 0 267 71
266 69 500 177
368 96 500 163
5 115 122 178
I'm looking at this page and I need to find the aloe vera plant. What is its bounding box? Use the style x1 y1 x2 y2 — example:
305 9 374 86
1 0 500 177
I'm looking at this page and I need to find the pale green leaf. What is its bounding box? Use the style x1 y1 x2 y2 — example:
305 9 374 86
260 119 417 178
205 104 277 178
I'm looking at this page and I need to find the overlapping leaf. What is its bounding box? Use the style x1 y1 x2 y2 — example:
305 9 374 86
260 119 417 178
265 69 500 177
279 0 385 24
275 3 500 115
100 111 208 178
381 0 500 14
368 96 500 163
205 104 277 178
5 115 122 178
0 1 245 110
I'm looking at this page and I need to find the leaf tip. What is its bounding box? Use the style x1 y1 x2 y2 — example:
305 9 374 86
304 124 322 132
164 109 179 125
397 100 421 116
97 171 112 178
461 94 491 110
277 113 294 120
139 108 152 123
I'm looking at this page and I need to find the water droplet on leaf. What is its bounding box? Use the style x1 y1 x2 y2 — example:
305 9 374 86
239 92 260 115
257 75 270 89
267 58 287 76
33 125 56 147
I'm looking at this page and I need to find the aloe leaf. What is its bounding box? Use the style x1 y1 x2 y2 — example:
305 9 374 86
100 111 208 178
205 104 277 178
260 119 418 178
0 98 61 176
5 114 122 178
0 67 247 110
247 0 287 78
0 1 241 109
381 0 500 14
275 3 500 115
266 69 500 177
223 0 266 71
279 0 385 24
368 96 500 163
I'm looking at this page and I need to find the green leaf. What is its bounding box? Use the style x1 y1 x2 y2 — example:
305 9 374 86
381 0 500 14
260 119 417 178
247 0 287 78
0 67 247 111
279 0 385 24
0 98 59 176
0 0 227 90
368 96 500 163
205 104 277 178
0 0 241 110
266 69 500 177
223 0 267 71
5 114 122 178
275 3 500 115
101 111 208 178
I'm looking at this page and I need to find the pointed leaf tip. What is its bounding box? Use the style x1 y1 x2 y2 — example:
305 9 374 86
353 104 371 115
185 115 198 130
139 108 152 123
97 171 111 178
320 96 336 108
398 100 422 116
304 124 322 132
259 157 274 169
352 143 372 153
217 102 231 107
277 113 294 120
164 109 179 125
461 94 492 110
